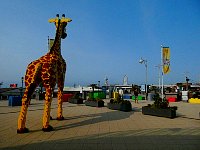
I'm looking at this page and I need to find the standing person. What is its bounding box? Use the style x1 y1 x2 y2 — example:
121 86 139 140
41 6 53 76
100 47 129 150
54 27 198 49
119 88 123 98
134 89 139 103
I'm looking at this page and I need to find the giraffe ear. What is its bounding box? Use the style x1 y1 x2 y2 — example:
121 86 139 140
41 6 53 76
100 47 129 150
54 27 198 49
48 18 59 23
60 18 72 23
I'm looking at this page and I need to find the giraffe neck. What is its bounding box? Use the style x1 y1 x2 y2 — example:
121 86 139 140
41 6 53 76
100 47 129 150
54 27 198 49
50 20 62 56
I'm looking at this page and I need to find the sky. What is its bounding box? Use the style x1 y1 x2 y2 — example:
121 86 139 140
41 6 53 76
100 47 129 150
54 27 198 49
0 0 200 87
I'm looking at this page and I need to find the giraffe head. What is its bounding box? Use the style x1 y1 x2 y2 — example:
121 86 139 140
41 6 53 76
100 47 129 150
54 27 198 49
49 14 72 39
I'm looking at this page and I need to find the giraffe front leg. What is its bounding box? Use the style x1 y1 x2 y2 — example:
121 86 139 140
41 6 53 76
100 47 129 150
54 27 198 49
57 60 66 121
57 87 64 120
42 87 54 132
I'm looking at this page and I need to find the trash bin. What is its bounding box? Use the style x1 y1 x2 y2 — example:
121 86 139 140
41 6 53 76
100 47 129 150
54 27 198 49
63 93 74 102
138 95 144 100
123 94 131 99
36 93 45 100
8 96 22 106
148 93 155 101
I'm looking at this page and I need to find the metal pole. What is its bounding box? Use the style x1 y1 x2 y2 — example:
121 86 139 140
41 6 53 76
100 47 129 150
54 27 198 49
145 61 148 100
155 65 161 93
161 45 164 99
139 58 148 100
158 66 161 93
21 77 24 97
22 77 24 89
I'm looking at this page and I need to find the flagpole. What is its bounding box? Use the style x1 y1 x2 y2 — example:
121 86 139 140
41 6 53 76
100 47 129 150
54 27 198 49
161 45 164 99
155 64 161 93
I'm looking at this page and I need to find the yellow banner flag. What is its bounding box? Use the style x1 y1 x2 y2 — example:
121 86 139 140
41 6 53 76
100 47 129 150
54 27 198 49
162 47 170 74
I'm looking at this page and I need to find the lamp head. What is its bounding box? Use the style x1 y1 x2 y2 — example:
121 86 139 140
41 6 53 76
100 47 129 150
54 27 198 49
139 58 144 64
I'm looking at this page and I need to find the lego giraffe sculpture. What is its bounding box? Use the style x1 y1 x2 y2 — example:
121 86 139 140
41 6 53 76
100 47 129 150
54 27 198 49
17 14 72 133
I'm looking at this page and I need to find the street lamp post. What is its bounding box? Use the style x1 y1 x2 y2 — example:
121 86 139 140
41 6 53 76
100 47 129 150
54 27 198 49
21 77 24 89
21 77 24 97
98 81 100 88
139 57 148 100
98 81 100 92
186 77 189 91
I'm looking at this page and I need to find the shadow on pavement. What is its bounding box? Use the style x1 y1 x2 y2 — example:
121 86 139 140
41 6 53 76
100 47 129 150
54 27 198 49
54 110 134 131
1 128 200 150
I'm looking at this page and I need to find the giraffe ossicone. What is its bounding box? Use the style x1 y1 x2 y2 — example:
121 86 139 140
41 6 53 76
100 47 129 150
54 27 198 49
17 14 72 133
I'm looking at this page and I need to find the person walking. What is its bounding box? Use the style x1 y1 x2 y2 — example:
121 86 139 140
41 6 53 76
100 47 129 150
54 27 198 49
134 89 139 103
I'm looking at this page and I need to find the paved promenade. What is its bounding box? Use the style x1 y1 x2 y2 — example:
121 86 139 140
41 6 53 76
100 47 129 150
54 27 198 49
0 99 199 150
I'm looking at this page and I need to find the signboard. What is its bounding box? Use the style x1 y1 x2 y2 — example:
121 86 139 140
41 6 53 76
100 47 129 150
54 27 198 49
10 84 18 88
140 84 146 92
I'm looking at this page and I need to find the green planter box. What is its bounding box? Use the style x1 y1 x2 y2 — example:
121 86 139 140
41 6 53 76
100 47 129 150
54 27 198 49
132 95 144 100
89 91 106 99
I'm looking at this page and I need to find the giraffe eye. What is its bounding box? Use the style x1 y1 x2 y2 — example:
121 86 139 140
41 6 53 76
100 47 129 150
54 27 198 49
61 32 67 39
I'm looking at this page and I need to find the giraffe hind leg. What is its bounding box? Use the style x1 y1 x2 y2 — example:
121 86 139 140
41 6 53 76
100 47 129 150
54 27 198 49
17 83 37 133
42 85 54 132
